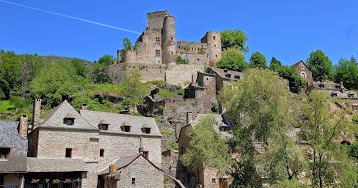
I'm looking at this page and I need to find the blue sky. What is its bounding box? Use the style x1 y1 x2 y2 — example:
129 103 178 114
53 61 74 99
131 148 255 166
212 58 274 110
0 0 357 65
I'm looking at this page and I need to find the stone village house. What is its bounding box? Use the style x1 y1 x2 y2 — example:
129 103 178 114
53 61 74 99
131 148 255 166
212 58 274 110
1 99 164 188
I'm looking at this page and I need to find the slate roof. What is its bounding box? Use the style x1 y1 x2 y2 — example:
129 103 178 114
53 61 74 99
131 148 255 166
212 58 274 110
0 121 27 173
190 114 233 138
209 67 245 81
292 60 311 71
39 100 98 130
98 153 162 175
80 110 162 136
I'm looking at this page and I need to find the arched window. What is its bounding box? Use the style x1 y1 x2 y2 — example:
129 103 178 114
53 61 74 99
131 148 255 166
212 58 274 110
300 72 306 79
183 55 188 61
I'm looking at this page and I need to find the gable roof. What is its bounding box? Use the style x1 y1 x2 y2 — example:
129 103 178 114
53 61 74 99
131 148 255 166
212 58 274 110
292 60 311 71
39 100 98 130
209 67 245 80
80 110 162 136
98 153 162 175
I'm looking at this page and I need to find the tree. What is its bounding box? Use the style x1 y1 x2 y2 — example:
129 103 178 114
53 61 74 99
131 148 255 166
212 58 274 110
306 50 333 81
118 69 148 112
221 30 249 53
70 59 88 77
269 57 283 72
219 69 301 186
217 48 248 71
0 51 21 99
334 57 358 89
98 55 116 67
300 90 358 187
18 54 44 96
120 37 132 60
182 115 232 174
249 51 267 68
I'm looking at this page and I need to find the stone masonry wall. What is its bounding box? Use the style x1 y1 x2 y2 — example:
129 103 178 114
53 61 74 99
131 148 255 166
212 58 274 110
176 41 209 65
136 28 163 64
98 133 162 170
165 64 204 86
117 156 164 188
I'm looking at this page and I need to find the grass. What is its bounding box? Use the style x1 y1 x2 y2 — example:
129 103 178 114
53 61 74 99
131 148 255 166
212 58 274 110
0 100 16 114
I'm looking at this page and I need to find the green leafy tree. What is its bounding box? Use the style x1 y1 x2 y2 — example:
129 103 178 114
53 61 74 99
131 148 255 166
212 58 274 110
221 30 249 53
98 55 116 67
269 57 283 71
182 115 232 174
18 54 44 96
306 50 333 81
301 90 358 187
334 57 358 89
70 59 88 77
119 69 148 112
217 48 248 71
249 51 267 68
120 37 132 60
0 51 21 99
219 69 300 186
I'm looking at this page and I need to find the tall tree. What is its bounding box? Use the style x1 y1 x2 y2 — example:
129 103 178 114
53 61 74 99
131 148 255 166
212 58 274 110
98 55 116 67
249 51 267 68
306 50 333 81
182 115 232 174
269 57 283 71
0 51 21 99
221 30 249 53
119 69 148 112
217 48 248 71
120 37 132 60
334 57 358 89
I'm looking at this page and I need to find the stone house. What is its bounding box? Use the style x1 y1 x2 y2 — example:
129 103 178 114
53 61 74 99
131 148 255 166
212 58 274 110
105 10 222 86
292 60 313 91
208 67 245 94
24 99 163 188
177 114 233 188
0 120 27 188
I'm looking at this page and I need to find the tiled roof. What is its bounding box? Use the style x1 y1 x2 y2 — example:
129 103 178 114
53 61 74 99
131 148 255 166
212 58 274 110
39 100 98 130
80 110 162 136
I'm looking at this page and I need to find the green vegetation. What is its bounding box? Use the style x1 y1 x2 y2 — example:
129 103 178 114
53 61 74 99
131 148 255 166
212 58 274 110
158 88 175 99
249 51 267 68
221 29 249 53
167 140 179 150
176 56 189 64
217 48 248 72
334 57 358 89
197 47 205 55
120 37 132 60
307 50 334 81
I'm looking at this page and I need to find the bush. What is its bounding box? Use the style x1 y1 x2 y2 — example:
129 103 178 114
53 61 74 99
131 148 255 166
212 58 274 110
176 56 189 64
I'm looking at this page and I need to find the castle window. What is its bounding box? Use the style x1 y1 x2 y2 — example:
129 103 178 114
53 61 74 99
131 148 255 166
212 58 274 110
0 148 10 160
64 114 75 126
155 50 161 57
212 178 216 183
300 72 306 79
155 37 160 45
143 151 149 159
65 148 72 158
121 122 131 132
100 149 104 157
213 36 216 40
132 178 136 185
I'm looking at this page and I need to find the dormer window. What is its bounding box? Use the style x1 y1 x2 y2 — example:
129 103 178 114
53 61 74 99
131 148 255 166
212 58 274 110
319 84 325 88
141 124 151 134
64 114 75 126
121 122 131 132
0 148 10 160
98 120 109 130
234 76 240 80
335 85 341 89
349 93 354 98
223 69 228 73
219 124 229 132
225 74 231 78
331 93 338 98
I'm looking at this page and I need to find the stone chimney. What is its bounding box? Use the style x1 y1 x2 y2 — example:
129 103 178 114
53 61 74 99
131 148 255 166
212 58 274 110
186 112 193 125
80 104 88 110
32 99 42 129
19 115 28 139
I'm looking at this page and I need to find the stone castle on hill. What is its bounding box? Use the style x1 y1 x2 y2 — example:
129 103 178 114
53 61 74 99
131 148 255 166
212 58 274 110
105 10 222 86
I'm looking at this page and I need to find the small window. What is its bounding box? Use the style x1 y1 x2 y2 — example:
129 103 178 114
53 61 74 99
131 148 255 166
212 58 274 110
142 128 151 134
225 74 231 78
0 148 10 160
234 76 240 80
331 93 338 98
180 147 184 155
143 151 149 159
132 178 136 185
100 149 104 157
121 126 131 132
319 84 325 88
64 118 74 126
100 124 108 130
349 93 354 98
300 72 306 79
65 148 72 158
301 64 305 70
213 36 216 40
335 85 341 89
212 178 216 183
155 37 160 45
155 50 161 57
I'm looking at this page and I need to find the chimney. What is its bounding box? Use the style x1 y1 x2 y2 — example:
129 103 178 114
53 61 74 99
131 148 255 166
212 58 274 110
186 112 193 124
32 99 42 129
80 104 88 110
19 115 28 139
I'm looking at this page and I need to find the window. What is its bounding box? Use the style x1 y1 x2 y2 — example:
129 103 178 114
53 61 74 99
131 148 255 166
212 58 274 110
212 178 216 183
132 178 136 185
301 64 305 70
213 36 216 40
349 93 354 98
234 76 240 80
300 72 306 79
155 50 161 57
0 148 10 160
142 128 151 134
155 37 160 45
319 84 325 88
225 74 231 78
335 85 341 89
121 126 131 132
65 148 72 158
99 124 108 130
64 118 74 126
143 151 149 159
180 147 184 155
100 149 104 157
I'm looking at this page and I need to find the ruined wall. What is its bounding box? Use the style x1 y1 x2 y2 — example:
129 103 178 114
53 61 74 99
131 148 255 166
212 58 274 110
147 10 169 30
123 49 137 63
136 28 162 64
117 156 164 188
98 133 162 170
36 128 99 161
195 73 217 110
176 41 209 65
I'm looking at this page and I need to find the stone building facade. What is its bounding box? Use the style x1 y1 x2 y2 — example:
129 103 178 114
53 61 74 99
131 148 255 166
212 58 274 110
25 100 163 188
106 10 222 86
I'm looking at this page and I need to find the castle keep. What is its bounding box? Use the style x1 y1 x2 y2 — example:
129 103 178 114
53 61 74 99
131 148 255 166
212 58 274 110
107 10 222 86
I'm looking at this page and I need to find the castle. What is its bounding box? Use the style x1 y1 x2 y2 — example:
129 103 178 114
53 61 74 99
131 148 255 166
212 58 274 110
105 10 222 86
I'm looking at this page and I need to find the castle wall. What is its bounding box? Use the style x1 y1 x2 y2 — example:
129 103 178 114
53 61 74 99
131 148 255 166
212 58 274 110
162 16 176 64
176 41 209 65
201 32 222 67
136 28 162 64
147 10 169 30
123 50 137 63
165 64 204 86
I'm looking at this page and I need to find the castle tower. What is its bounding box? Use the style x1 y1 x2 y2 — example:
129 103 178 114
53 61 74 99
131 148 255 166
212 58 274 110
201 32 221 67
123 48 137 63
162 16 176 64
